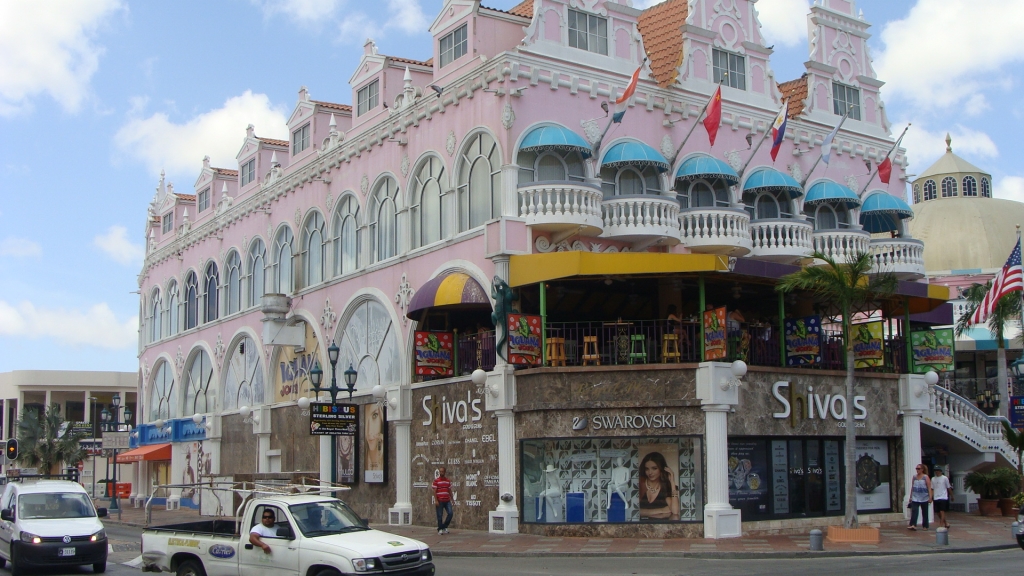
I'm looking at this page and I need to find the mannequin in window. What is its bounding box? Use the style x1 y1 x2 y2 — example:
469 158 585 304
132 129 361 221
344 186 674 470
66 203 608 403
540 464 563 520
606 457 631 511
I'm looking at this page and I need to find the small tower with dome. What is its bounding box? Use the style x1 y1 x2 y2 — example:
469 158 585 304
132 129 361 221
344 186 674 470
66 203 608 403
911 134 992 204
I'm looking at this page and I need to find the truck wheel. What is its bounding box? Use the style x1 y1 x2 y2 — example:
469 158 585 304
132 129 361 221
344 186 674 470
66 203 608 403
1018 535 1024 551
9 545 20 576
0 555 6 568
315 569 341 576
176 559 207 576
93 561 107 573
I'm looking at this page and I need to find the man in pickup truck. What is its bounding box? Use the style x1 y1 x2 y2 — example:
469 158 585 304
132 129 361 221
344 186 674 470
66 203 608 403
249 509 278 553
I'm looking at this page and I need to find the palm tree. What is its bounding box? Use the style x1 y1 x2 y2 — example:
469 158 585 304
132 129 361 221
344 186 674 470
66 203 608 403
1001 421 1024 494
776 251 898 528
955 282 1021 414
16 403 86 475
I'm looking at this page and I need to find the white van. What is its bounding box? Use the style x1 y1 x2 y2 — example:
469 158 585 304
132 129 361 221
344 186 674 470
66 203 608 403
0 479 109 576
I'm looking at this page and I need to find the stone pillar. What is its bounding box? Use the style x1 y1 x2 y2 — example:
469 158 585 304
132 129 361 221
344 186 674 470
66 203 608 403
898 374 930 520
319 435 332 484
696 362 743 539
495 409 516 512
486 366 518 533
500 164 520 217
389 420 413 525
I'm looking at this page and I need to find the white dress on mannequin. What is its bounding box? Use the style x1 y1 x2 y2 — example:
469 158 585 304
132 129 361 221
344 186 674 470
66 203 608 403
607 457 630 511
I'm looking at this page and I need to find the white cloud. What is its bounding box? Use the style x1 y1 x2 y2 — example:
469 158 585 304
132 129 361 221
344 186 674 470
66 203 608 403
114 91 288 177
0 237 42 258
253 0 342 24
337 13 383 43
995 176 1024 204
94 225 144 266
387 0 427 34
874 0 1024 111
754 0 809 47
0 300 137 349
0 0 122 116
901 122 998 174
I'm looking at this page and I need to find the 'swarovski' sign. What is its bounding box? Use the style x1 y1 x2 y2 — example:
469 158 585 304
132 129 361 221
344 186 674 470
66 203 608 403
771 381 868 425
572 414 678 431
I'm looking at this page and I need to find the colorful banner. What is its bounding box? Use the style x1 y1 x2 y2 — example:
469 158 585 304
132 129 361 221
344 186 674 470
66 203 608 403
507 314 542 365
852 321 884 368
363 404 387 483
273 322 320 402
414 331 454 376
1010 397 1024 430
310 403 358 436
784 316 821 366
910 329 954 373
703 307 727 361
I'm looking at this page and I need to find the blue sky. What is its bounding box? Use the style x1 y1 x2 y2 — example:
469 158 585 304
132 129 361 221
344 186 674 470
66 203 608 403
0 0 1021 373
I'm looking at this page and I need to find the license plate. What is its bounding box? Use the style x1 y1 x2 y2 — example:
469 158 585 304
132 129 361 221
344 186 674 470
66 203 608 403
59 547 75 557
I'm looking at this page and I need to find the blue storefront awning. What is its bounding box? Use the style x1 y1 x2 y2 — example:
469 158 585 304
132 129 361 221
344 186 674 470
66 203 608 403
804 180 861 207
675 154 740 185
601 141 670 172
743 167 803 197
860 191 913 233
519 125 592 158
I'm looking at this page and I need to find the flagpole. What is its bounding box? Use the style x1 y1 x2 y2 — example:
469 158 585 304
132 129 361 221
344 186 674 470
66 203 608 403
800 111 849 187
668 76 727 166
857 123 910 196
1018 224 1023 397
591 59 646 158
737 103 786 178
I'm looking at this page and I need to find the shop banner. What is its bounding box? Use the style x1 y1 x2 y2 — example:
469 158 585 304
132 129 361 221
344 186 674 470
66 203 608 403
727 439 769 517
363 404 387 483
274 322 321 402
784 315 822 366
703 307 727 361
855 439 891 513
852 321 884 368
336 433 357 484
310 402 358 436
910 329 954 373
1010 396 1024 429
507 314 542 365
825 440 842 512
414 331 454 376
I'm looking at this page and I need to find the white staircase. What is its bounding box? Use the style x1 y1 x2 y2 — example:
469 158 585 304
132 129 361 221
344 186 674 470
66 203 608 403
923 384 1019 468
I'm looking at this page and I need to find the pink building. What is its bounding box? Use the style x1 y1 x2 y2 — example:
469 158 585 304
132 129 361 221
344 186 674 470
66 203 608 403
133 0 976 538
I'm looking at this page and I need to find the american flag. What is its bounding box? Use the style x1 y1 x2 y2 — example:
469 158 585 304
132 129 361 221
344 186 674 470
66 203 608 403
970 238 1024 325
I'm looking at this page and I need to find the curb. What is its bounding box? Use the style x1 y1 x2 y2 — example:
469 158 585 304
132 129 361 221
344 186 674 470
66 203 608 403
430 543 1018 558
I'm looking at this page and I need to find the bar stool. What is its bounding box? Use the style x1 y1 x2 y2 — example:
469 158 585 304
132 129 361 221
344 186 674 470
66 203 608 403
629 334 647 364
662 333 681 363
581 336 600 365
546 337 566 366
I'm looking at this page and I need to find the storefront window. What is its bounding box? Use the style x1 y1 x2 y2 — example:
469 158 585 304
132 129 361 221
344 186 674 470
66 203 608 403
520 436 702 524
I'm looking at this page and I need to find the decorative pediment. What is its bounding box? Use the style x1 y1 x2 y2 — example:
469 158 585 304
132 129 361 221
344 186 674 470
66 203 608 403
428 0 478 36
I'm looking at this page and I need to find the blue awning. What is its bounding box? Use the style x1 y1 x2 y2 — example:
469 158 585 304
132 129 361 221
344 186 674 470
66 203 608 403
742 167 803 197
675 154 739 185
601 141 670 172
519 125 592 158
804 180 861 207
859 191 913 233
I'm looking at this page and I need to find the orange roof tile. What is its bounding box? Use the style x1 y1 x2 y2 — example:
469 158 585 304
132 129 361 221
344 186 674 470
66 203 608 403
638 0 688 88
311 100 353 113
258 137 288 147
500 0 533 17
177 194 197 202
213 168 238 176
778 75 808 119
387 56 432 67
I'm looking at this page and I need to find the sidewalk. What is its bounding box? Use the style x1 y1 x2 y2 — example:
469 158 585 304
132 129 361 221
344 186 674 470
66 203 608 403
102 502 1019 558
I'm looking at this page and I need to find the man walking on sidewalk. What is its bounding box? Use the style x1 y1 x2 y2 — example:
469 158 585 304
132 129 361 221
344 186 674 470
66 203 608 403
432 466 453 535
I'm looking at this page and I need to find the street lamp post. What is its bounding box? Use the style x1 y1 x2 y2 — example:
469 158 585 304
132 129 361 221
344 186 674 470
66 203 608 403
89 397 99 498
109 393 121 511
309 342 358 484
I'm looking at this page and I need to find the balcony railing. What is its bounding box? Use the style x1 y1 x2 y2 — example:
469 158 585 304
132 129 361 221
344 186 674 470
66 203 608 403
601 195 681 244
868 238 925 279
811 228 871 264
456 330 496 376
518 182 604 235
748 218 813 262
679 207 752 256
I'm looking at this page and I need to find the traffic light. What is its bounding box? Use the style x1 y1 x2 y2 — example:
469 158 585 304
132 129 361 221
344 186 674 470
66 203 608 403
5 439 18 461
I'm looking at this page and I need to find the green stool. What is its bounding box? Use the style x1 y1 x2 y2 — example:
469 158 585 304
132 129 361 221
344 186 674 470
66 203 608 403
629 334 647 364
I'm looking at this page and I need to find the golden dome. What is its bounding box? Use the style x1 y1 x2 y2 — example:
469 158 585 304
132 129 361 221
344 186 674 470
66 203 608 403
908 197 1024 272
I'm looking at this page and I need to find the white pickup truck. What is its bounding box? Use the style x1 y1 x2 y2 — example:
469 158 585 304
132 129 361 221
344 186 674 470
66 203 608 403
141 494 434 576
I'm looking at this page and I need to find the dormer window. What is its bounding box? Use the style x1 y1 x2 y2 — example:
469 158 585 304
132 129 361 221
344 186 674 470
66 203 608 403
241 158 256 186
832 82 861 120
162 213 174 234
712 49 746 90
439 24 468 68
568 10 608 55
357 80 379 116
198 188 210 213
292 123 310 154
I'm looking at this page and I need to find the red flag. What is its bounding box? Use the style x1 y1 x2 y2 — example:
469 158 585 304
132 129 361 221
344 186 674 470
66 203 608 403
877 156 892 184
703 87 722 146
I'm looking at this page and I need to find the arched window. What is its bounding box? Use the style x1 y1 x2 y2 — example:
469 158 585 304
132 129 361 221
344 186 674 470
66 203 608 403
963 176 978 197
600 165 662 198
923 180 937 201
517 149 586 184
184 271 199 330
982 177 991 198
150 361 176 422
755 194 779 219
166 281 179 336
203 262 219 323
149 290 162 343
273 227 295 293
941 176 958 197
679 179 730 209
183 349 214 416
371 177 399 262
223 335 265 410
225 251 241 315
807 204 850 230
301 211 326 288
913 184 921 204
411 156 447 249
331 196 360 276
247 238 267 307
336 299 402 394
457 131 502 231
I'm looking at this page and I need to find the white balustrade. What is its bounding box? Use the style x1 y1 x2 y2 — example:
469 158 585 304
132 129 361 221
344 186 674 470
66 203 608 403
748 218 813 262
600 195 681 242
869 238 925 279
679 207 752 255
810 229 871 263
927 385 1019 468
517 183 604 234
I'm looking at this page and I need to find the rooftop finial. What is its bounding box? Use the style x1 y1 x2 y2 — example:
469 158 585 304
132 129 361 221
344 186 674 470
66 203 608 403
221 182 228 194
271 151 279 166
945 133 952 152
329 113 337 129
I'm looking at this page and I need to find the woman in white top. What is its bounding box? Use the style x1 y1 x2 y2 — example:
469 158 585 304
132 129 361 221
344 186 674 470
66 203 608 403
931 466 953 529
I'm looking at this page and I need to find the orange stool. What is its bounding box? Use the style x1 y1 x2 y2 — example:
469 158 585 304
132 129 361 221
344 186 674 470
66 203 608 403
662 333 681 363
581 336 601 365
546 337 566 366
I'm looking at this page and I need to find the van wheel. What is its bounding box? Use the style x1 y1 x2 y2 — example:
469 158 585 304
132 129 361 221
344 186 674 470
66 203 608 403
93 561 107 573
0 556 6 568
176 559 206 576
9 546 20 576
315 569 340 576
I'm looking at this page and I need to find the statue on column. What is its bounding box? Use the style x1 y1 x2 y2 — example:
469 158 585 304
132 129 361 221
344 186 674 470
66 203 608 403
491 276 515 361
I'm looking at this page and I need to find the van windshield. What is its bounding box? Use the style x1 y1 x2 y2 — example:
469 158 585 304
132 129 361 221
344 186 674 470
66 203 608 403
289 500 367 537
18 493 96 519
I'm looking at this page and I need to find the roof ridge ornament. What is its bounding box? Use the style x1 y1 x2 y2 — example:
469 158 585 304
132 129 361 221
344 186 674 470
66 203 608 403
945 133 952 152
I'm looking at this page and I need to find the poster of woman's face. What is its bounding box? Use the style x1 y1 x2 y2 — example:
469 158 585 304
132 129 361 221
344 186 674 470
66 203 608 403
363 404 386 483
336 434 355 484
637 444 681 522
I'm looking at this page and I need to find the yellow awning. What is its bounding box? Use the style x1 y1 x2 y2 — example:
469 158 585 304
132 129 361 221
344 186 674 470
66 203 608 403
509 252 729 287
